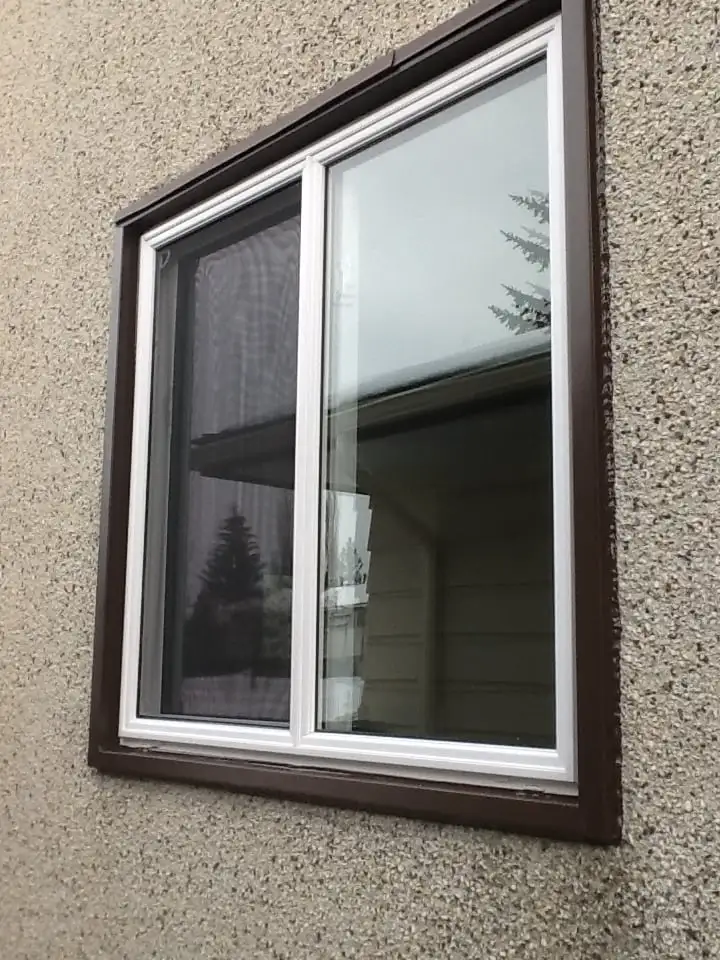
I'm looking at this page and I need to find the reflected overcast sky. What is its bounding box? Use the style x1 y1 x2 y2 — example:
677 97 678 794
325 58 549 399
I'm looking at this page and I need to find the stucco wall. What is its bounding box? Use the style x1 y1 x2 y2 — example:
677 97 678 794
1 1 718 957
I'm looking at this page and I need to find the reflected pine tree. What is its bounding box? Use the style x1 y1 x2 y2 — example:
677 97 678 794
183 508 265 680
260 494 293 670
335 537 367 587
490 190 551 333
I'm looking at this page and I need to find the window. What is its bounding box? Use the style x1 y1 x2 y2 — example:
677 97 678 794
90 0 620 842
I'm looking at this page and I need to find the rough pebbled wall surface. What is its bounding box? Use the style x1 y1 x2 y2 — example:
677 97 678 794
0 0 718 957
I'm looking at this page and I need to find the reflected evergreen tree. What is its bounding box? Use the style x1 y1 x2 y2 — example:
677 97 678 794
324 493 339 591
183 509 264 680
490 190 551 333
260 493 293 669
336 537 367 587
274 492 294 578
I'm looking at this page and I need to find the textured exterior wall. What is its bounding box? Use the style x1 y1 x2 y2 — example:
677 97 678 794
0 0 718 957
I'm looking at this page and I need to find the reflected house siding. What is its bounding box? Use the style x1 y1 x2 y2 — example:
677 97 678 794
357 391 555 746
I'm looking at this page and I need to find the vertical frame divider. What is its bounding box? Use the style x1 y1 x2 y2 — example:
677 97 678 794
547 20 576 780
118 237 159 736
290 158 328 745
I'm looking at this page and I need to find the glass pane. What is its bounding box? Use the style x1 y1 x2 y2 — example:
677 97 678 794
139 185 301 724
319 60 555 747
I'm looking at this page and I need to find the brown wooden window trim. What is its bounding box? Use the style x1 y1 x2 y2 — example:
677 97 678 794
89 0 621 844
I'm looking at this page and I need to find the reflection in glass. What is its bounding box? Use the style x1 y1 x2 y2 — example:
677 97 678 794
319 60 556 747
139 185 301 724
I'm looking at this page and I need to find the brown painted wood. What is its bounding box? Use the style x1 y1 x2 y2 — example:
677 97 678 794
88 226 138 763
561 0 622 844
89 0 621 843
92 744 588 840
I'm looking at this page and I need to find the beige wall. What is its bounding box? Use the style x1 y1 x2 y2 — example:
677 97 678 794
1 1 718 957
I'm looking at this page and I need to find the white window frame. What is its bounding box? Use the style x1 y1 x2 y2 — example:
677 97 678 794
118 14 576 793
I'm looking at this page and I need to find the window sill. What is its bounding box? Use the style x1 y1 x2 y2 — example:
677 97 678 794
118 714 575 787
88 743 618 844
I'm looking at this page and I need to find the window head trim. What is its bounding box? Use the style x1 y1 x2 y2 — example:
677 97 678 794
142 20 555 250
